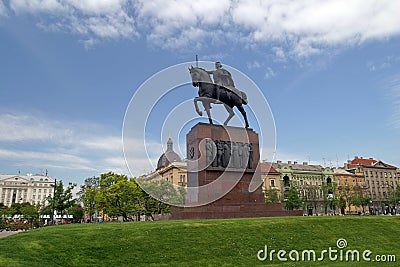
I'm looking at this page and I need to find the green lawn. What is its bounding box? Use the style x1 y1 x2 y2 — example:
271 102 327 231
0 216 399 266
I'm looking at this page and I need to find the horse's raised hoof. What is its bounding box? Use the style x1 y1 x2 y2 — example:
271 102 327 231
197 111 203 116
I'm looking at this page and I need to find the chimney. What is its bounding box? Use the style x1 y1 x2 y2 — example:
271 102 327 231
303 162 308 165
288 161 292 164
369 157 373 160
355 156 358 159
294 161 298 165
277 160 282 164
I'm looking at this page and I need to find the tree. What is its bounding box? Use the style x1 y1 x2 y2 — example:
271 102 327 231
96 172 144 221
47 180 76 222
283 187 302 210
338 195 347 215
140 179 186 207
68 203 84 223
78 176 100 222
264 188 280 204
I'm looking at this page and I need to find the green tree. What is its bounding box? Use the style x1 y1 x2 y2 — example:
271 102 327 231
68 203 84 223
20 203 39 219
264 188 280 204
47 180 76 222
338 195 347 215
78 176 100 222
140 179 185 207
96 172 143 221
283 187 302 210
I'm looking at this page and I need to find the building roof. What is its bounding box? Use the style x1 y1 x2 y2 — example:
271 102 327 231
334 168 355 176
156 137 182 170
272 161 323 171
351 157 377 166
350 157 397 169
260 162 279 174
0 174 55 182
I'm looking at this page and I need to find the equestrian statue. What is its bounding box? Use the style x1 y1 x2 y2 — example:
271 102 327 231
189 61 250 128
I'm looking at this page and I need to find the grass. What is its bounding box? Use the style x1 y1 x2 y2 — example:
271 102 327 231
0 216 399 266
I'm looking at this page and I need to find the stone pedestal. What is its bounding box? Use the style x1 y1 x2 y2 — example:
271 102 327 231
171 123 302 219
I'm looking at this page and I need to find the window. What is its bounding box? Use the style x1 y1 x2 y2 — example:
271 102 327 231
270 179 275 187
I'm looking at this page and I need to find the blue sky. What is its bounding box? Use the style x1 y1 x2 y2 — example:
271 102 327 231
1 0 400 184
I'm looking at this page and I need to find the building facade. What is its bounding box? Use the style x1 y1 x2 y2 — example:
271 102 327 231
334 168 366 214
346 156 398 214
142 161 187 187
260 162 281 191
0 174 55 206
271 161 335 215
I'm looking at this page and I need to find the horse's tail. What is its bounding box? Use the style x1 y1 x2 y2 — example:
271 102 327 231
240 91 248 105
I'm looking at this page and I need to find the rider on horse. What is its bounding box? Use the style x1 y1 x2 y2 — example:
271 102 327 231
206 62 247 104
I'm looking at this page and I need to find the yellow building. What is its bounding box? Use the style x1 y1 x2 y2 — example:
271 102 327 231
142 138 187 187
334 168 366 214
260 162 281 191
143 161 187 187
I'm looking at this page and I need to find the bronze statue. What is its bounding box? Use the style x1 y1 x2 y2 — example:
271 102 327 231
189 62 249 128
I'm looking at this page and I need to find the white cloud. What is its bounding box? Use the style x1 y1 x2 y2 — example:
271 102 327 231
0 113 72 142
0 1 7 17
0 112 131 176
9 0 137 42
0 111 168 179
247 60 262 70
265 67 277 79
4 0 400 56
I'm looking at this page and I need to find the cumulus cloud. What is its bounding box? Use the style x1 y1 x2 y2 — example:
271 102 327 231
4 0 400 55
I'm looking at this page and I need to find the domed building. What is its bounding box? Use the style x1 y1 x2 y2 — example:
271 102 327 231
141 138 187 187
157 138 181 170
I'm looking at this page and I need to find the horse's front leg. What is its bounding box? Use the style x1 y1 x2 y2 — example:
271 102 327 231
194 98 203 116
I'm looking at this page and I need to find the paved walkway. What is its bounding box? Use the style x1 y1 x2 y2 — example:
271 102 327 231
0 230 20 239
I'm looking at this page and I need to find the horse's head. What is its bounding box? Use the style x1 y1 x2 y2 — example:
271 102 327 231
189 66 211 87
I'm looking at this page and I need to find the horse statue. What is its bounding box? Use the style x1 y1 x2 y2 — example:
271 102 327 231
188 66 250 128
